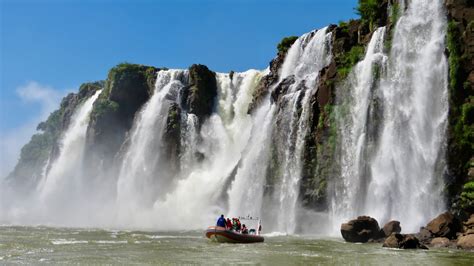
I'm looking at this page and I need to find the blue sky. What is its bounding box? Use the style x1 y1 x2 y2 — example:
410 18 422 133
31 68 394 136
0 0 358 176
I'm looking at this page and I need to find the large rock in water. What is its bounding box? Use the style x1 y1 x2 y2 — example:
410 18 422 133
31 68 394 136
425 212 462 239
341 216 381 243
383 234 428 249
381 220 401 237
430 237 452 248
457 234 474 250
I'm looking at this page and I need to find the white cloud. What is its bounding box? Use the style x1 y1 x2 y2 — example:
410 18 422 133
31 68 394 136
0 81 68 179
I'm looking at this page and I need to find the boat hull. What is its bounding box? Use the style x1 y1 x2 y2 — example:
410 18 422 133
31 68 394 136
205 226 264 243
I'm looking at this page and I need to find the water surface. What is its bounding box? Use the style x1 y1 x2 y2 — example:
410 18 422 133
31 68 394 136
1 226 472 264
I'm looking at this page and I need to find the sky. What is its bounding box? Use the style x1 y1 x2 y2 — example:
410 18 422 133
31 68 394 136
0 0 359 177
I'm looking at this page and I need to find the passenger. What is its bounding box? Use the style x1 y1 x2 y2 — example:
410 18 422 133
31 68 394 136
236 219 242 232
242 224 248 234
232 218 238 231
216 214 226 228
226 218 232 230
258 224 262 235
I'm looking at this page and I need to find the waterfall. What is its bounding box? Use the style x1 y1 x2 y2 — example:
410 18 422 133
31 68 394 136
116 70 188 219
334 0 448 232
3 0 451 233
38 89 102 208
366 0 448 232
332 27 387 226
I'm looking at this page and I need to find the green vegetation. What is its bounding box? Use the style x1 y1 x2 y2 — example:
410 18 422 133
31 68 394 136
458 181 474 213
355 0 379 30
447 22 461 93
91 98 119 118
277 36 299 54
447 20 473 168
106 62 158 96
445 18 474 215
336 45 365 79
390 2 400 25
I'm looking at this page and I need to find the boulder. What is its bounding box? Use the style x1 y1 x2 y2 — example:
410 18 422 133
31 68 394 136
382 220 401 237
341 216 382 243
464 214 474 231
430 237 451 248
425 212 462 239
417 227 434 243
457 234 474 250
382 233 428 249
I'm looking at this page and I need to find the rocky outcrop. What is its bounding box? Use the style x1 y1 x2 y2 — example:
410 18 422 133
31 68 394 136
249 49 287 112
383 234 428 249
381 220 401 237
86 63 158 171
162 102 182 175
425 212 462 239
341 216 382 242
181 64 217 122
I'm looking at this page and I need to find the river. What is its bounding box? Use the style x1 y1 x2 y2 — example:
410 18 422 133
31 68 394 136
1 226 473 264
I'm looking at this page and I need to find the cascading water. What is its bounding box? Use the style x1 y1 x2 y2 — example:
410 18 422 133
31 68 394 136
116 70 188 221
332 27 387 226
366 0 448 232
38 90 102 199
149 70 265 230
274 28 332 233
333 0 448 233
35 90 102 222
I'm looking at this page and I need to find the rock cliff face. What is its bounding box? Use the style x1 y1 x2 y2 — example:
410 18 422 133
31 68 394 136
85 63 158 172
444 0 474 218
4 0 473 223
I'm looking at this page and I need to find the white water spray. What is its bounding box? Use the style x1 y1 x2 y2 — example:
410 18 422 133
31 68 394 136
39 90 102 201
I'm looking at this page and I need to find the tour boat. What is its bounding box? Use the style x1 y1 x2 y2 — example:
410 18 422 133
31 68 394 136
205 226 264 243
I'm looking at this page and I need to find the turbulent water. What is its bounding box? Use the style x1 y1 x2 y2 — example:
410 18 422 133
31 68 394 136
2 226 474 264
1 0 450 240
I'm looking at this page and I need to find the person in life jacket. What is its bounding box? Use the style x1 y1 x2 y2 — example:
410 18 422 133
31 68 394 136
241 224 249 234
226 218 232 230
236 219 242 232
216 214 226 227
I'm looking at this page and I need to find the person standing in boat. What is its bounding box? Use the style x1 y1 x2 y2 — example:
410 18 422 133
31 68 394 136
216 214 226 228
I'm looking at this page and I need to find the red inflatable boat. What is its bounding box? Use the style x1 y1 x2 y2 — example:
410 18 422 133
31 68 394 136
205 226 264 243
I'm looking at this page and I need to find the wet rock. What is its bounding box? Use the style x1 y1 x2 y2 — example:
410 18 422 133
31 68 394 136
425 212 462 239
430 237 451 248
382 234 428 249
341 216 381 243
457 234 474 250
184 64 218 121
271 76 295 104
417 227 434 243
381 220 401 237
